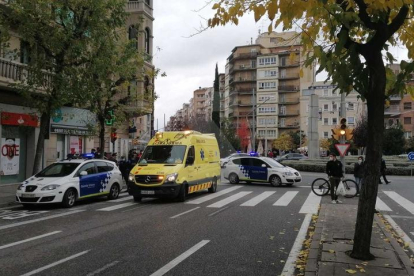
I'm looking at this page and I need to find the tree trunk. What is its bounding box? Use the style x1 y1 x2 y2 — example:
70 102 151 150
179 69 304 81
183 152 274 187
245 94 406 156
32 112 50 175
99 115 105 160
351 51 386 260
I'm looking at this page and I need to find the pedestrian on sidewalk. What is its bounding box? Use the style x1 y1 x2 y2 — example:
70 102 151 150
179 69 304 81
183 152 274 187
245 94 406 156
379 158 391 184
326 153 344 204
354 156 365 188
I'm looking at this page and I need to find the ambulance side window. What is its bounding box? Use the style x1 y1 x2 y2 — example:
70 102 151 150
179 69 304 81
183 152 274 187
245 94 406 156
186 146 195 166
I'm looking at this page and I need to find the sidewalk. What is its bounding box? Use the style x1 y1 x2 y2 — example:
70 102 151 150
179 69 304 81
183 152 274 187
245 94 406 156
305 198 414 276
0 183 20 208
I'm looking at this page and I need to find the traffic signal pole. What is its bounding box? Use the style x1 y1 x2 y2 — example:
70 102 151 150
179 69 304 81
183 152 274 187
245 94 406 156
340 93 346 174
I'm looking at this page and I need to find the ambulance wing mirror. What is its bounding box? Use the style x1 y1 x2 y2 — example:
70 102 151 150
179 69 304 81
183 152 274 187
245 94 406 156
186 156 194 166
80 171 88 176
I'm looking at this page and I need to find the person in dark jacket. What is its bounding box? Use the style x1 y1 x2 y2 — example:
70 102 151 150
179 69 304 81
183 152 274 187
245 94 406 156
354 156 365 187
379 158 391 184
326 153 344 204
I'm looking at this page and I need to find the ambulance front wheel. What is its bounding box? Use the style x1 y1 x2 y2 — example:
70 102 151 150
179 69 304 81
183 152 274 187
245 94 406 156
208 177 217 193
177 183 188 202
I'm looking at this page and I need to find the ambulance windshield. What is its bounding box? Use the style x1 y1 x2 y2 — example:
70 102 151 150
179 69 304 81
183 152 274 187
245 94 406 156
139 145 187 164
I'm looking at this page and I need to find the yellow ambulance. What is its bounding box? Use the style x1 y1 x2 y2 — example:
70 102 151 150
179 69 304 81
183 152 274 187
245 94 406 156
128 131 221 202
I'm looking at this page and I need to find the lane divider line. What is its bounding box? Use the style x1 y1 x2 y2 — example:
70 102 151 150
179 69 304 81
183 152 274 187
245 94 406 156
0 210 85 231
208 206 229 217
20 250 90 276
0 231 62 250
86 260 120 276
170 207 200 219
281 213 312 276
150 240 210 276
97 202 137 211
186 186 242 204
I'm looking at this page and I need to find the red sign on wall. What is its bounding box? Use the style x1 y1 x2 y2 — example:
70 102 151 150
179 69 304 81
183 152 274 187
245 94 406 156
1 112 39 127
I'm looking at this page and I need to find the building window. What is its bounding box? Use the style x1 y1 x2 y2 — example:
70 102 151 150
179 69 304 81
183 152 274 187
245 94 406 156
332 118 337 125
145 0 150 5
348 103 354 110
128 25 138 49
323 104 329 111
324 132 328 138
405 132 412 139
258 95 275 101
268 130 276 137
264 70 277 77
323 89 329 96
145 28 151 54
259 107 277 114
404 102 412 110
258 82 276 89
258 57 276 65
332 103 338 112
347 117 355 125
20 41 31 64
404 117 412 124
323 118 328 125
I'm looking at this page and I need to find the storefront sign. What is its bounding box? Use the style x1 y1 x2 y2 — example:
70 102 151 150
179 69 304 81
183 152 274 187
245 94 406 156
50 107 96 136
1 112 38 127
0 138 20 175
69 136 82 154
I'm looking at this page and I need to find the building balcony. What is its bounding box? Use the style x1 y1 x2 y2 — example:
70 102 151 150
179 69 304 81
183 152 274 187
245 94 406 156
232 52 258 61
278 123 300 129
233 77 257 83
279 61 300 68
278 97 300 105
126 1 153 18
229 65 257 74
0 58 53 90
278 85 300 92
384 105 401 115
279 73 300 80
229 111 253 117
229 88 255 96
389 95 401 101
229 100 253 107
278 111 299 117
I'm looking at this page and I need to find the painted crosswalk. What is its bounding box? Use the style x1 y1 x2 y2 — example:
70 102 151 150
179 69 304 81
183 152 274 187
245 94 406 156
376 197 392 211
240 191 276 207
383 191 414 215
207 192 252 208
97 202 137 211
273 191 299 206
299 192 321 214
186 186 242 205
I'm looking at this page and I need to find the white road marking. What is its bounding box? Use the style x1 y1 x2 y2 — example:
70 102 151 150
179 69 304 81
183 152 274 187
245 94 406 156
384 191 414 215
273 191 299 206
240 191 276 207
97 202 137 211
208 206 229 217
299 192 321 214
376 197 392 212
411 232 414 236
150 240 210 276
282 213 312 276
110 196 133 203
0 231 61 250
384 215 414 253
0 210 49 220
298 186 311 188
86 261 120 276
207 191 252 208
186 186 242 204
0 210 85 231
20 250 90 276
170 207 200 219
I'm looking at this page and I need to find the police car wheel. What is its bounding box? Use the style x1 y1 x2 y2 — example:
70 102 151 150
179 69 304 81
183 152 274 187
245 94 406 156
208 178 217 193
270 175 282 187
108 184 120 200
177 183 187 202
133 195 142 202
229 173 239 184
62 188 77 208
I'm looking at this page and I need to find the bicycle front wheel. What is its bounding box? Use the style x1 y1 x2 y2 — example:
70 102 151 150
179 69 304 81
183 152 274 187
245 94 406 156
311 178 330 196
343 179 359 198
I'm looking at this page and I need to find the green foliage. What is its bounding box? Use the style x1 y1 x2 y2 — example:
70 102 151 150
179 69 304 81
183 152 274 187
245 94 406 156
406 137 414 152
353 116 368 149
212 64 220 130
219 118 241 156
289 130 306 149
383 125 406 155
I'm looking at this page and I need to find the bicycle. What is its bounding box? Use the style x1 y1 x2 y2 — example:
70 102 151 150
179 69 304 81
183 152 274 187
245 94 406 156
311 177 359 198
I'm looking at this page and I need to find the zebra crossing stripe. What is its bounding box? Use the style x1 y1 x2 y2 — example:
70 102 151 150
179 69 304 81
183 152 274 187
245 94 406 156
273 191 299 206
299 192 321 214
207 191 252 208
376 197 392 212
97 202 137 211
240 191 276 207
384 191 414 215
186 186 242 204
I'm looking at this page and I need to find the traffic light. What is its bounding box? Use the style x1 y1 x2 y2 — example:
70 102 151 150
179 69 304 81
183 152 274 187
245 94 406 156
340 118 347 136
111 129 118 143
345 128 353 140
331 128 341 141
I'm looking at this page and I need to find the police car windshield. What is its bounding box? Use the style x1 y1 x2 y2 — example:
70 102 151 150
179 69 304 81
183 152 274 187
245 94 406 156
139 145 186 164
36 163 79 177
262 157 285 168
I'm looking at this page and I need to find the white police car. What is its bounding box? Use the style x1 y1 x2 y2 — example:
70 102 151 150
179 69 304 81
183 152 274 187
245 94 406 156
222 156 301 186
16 159 123 208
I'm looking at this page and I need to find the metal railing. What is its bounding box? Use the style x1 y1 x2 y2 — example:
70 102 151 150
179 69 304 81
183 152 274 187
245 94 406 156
126 1 153 16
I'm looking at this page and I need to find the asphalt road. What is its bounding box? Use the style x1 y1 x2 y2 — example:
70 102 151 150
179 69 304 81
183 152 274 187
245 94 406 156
0 172 412 276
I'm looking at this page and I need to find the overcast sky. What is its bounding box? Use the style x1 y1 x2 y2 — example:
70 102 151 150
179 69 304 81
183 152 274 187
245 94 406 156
152 1 409 130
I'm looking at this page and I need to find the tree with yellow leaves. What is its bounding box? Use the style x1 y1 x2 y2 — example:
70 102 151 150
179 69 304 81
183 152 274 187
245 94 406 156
208 0 414 260
320 139 331 151
273 132 294 151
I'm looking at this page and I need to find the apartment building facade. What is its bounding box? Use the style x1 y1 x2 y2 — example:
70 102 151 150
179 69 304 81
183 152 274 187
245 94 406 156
300 82 364 143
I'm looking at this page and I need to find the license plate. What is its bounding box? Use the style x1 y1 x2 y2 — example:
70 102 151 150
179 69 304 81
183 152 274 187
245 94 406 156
141 190 155 195
21 194 35 198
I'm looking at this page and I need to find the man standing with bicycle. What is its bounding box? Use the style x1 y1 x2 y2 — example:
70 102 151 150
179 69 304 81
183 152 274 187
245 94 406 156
326 153 344 204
